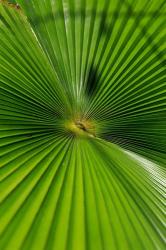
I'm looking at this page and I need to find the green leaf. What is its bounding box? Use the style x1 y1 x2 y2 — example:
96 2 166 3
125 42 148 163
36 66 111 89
0 0 165 250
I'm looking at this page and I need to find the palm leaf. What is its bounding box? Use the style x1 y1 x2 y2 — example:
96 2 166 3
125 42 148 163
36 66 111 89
0 0 165 249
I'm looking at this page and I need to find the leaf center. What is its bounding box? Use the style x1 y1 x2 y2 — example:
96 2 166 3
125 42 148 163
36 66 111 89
66 119 96 138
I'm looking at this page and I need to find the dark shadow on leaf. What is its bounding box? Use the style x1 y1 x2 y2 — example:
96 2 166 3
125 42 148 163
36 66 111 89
86 65 99 97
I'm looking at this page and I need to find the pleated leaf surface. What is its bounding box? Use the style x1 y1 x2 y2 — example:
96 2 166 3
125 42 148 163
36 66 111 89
0 0 166 250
